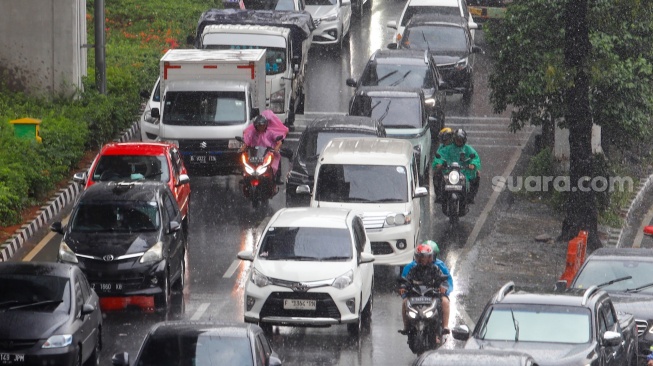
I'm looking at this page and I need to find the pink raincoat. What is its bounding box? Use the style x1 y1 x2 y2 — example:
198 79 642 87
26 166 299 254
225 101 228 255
242 110 288 174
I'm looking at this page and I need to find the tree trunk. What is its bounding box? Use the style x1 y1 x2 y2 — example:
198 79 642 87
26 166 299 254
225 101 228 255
560 0 600 250
541 116 555 151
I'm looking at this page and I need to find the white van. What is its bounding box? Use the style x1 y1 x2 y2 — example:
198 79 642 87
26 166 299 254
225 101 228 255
302 137 428 266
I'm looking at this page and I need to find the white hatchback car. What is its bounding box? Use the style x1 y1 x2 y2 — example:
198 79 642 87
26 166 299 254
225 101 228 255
387 0 477 44
139 77 160 142
238 207 375 336
305 0 352 51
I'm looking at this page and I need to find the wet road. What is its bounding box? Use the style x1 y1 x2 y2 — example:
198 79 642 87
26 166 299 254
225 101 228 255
26 0 541 363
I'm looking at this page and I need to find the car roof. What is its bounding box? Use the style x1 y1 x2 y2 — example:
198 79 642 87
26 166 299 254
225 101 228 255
79 181 169 202
149 321 255 338
586 247 653 260
0 261 75 277
406 13 467 27
270 207 354 229
306 115 383 133
370 49 431 65
416 349 537 366
320 137 414 166
99 142 173 156
355 86 425 98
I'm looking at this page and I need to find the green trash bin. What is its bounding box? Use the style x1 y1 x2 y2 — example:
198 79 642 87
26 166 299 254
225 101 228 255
9 117 42 143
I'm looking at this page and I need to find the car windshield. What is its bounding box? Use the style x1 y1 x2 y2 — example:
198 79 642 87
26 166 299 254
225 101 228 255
258 227 352 260
573 258 653 294
303 131 375 157
361 63 434 89
71 201 160 233
162 91 247 126
401 6 461 27
243 0 296 11
315 164 408 203
402 25 468 53
306 0 336 5
479 304 591 343
92 155 169 183
0 274 71 314
137 333 253 366
352 97 423 128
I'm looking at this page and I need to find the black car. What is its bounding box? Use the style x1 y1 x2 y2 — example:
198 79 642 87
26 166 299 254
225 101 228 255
453 282 638 366
0 262 102 366
111 321 282 366
566 248 653 364
345 48 447 134
413 349 538 366
390 13 483 103
283 115 386 205
51 181 186 314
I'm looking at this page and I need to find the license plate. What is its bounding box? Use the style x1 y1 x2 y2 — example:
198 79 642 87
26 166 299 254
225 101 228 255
91 283 123 292
190 155 217 163
410 296 433 305
283 299 317 310
0 353 25 364
445 184 463 190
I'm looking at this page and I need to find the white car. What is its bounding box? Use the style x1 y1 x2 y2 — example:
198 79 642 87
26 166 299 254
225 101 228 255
387 0 478 44
237 207 375 336
139 78 160 142
305 0 352 51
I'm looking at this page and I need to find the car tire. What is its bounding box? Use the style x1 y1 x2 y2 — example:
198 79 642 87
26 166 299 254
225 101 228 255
74 348 83 366
347 296 363 337
361 286 373 329
296 89 306 115
154 269 170 314
83 328 101 366
172 248 186 293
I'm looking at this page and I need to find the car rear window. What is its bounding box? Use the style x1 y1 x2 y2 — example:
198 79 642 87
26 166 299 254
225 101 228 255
259 227 353 261
93 155 169 183
137 334 253 366
0 274 71 314
401 6 461 27
315 164 409 203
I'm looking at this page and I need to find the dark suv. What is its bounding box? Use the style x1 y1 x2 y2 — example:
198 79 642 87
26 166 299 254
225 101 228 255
453 281 638 366
346 49 447 136
283 115 386 206
51 181 186 314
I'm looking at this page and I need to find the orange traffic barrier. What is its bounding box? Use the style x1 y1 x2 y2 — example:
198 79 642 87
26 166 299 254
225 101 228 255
558 230 588 288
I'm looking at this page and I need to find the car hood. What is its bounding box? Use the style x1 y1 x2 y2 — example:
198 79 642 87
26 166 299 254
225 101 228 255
386 128 427 141
66 231 159 257
313 202 411 212
0 311 68 339
255 260 353 282
306 5 338 20
471 340 595 365
433 53 468 66
609 292 653 319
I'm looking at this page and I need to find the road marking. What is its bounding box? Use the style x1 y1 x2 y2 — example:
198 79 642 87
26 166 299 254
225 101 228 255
190 302 210 321
223 260 241 278
632 202 653 248
23 216 70 262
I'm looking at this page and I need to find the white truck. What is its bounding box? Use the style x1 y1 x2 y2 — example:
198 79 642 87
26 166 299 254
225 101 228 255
150 48 266 175
189 9 315 127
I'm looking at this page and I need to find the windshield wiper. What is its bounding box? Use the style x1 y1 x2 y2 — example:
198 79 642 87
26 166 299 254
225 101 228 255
597 275 632 288
346 197 374 202
390 71 411 87
283 256 317 261
377 100 392 123
377 70 398 84
6 299 63 311
319 256 351 261
625 281 653 293
0 300 24 309
510 308 519 342
373 198 403 203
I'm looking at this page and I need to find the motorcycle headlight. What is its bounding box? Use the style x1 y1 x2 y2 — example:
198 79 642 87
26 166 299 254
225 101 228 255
255 165 269 175
454 58 469 71
332 270 353 289
321 14 338 22
448 170 460 185
42 335 73 349
407 308 418 318
58 243 78 264
251 268 272 287
241 154 255 175
140 241 163 264
424 310 435 318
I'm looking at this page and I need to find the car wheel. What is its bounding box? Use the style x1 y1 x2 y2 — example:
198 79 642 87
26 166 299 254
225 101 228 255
296 88 305 114
154 269 170 314
347 297 363 337
287 99 296 126
172 248 186 293
361 286 373 329
74 348 83 366
462 79 474 104
83 329 101 366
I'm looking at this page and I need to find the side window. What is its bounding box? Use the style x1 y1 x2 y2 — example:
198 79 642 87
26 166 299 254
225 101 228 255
461 0 469 19
411 158 419 189
76 274 90 302
74 281 84 317
597 307 608 336
170 149 182 177
602 303 617 329
254 337 266 365
163 192 178 220
352 218 366 254
256 333 272 359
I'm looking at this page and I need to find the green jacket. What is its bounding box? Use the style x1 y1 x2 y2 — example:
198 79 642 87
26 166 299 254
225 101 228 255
431 143 481 181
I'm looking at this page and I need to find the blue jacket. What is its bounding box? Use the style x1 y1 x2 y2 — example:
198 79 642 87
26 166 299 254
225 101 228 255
402 259 453 296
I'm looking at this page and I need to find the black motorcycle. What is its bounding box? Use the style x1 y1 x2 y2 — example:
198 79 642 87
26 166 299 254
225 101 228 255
235 136 282 208
435 153 476 225
398 276 449 355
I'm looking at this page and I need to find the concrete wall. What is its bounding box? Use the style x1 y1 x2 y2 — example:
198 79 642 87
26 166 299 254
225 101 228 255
0 0 87 98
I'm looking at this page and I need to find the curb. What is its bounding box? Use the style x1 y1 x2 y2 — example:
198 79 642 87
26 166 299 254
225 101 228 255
0 121 140 262
608 174 653 248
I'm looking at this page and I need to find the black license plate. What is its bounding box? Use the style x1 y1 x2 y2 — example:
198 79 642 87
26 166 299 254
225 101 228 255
91 282 123 292
190 155 217 163
0 353 25 364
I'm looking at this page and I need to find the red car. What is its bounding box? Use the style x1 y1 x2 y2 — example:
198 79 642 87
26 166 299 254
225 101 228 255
73 142 191 234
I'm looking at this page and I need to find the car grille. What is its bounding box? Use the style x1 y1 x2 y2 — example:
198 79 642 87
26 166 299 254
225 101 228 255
260 292 341 319
0 339 38 351
360 212 390 230
635 319 648 337
371 242 394 255
178 139 229 152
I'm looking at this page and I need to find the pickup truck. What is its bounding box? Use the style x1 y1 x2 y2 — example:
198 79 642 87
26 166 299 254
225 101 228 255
452 281 638 366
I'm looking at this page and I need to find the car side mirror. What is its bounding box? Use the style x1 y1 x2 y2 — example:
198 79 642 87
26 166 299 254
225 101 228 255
151 108 160 119
387 20 397 30
414 186 428 198
111 352 129 366
237 250 254 262
603 331 622 347
139 89 151 99
50 222 64 235
346 78 357 87
169 221 181 233
387 43 398 50
452 325 470 341
81 303 95 316
73 172 87 185
554 280 568 292
469 20 479 30
177 174 190 186
359 252 375 264
280 147 293 159
296 185 311 195
269 355 282 366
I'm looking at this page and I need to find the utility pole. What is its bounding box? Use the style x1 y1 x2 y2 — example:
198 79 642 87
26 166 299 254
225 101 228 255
94 0 106 94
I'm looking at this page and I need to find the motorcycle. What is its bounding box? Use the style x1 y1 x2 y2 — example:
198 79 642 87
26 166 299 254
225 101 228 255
235 136 282 208
435 153 476 225
397 276 449 355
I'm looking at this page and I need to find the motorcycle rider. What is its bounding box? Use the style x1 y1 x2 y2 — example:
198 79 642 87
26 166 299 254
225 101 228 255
398 244 449 340
401 240 452 333
432 127 454 203
242 110 288 182
432 128 481 204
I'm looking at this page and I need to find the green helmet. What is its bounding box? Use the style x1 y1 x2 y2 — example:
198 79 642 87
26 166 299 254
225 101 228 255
421 240 439 257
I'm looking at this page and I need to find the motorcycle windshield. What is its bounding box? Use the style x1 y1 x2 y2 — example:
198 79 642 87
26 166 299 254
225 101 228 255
247 146 269 165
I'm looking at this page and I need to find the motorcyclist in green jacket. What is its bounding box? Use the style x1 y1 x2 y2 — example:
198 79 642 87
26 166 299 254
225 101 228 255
431 128 481 204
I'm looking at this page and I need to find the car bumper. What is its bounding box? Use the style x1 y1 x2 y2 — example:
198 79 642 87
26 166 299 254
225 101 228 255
76 258 167 298
0 344 78 365
311 21 342 45
366 225 417 266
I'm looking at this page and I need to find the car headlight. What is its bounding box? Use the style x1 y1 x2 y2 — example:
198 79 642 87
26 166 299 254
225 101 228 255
448 170 460 185
321 14 338 22
385 212 412 226
140 241 163 264
454 57 469 71
59 243 78 264
42 335 73 348
331 270 353 289
251 268 272 287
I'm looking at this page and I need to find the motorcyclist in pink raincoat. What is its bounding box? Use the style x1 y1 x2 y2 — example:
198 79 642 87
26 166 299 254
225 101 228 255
242 110 288 182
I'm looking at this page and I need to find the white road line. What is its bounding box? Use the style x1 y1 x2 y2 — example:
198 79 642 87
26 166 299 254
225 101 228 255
23 216 70 262
190 302 210 321
223 260 241 278
633 203 653 248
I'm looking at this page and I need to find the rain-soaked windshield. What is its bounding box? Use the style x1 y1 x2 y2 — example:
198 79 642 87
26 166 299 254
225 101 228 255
0 274 70 314
573 259 653 293
258 227 352 260
162 91 247 126
137 334 253 366
360 64 434 89
92 155 169 183
71 201 160 233
315 164 408 203
402 25 468 53
352 96 423 128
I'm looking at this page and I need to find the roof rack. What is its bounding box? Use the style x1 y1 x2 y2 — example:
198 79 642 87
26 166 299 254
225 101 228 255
494 281 515 303
581 286 599 306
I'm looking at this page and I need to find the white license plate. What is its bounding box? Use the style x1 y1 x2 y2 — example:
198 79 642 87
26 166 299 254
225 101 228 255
445 184 463 190
283 299 317 310
0 353 25 364
91 283 123 292
190 155 217 163
410 296 433 305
